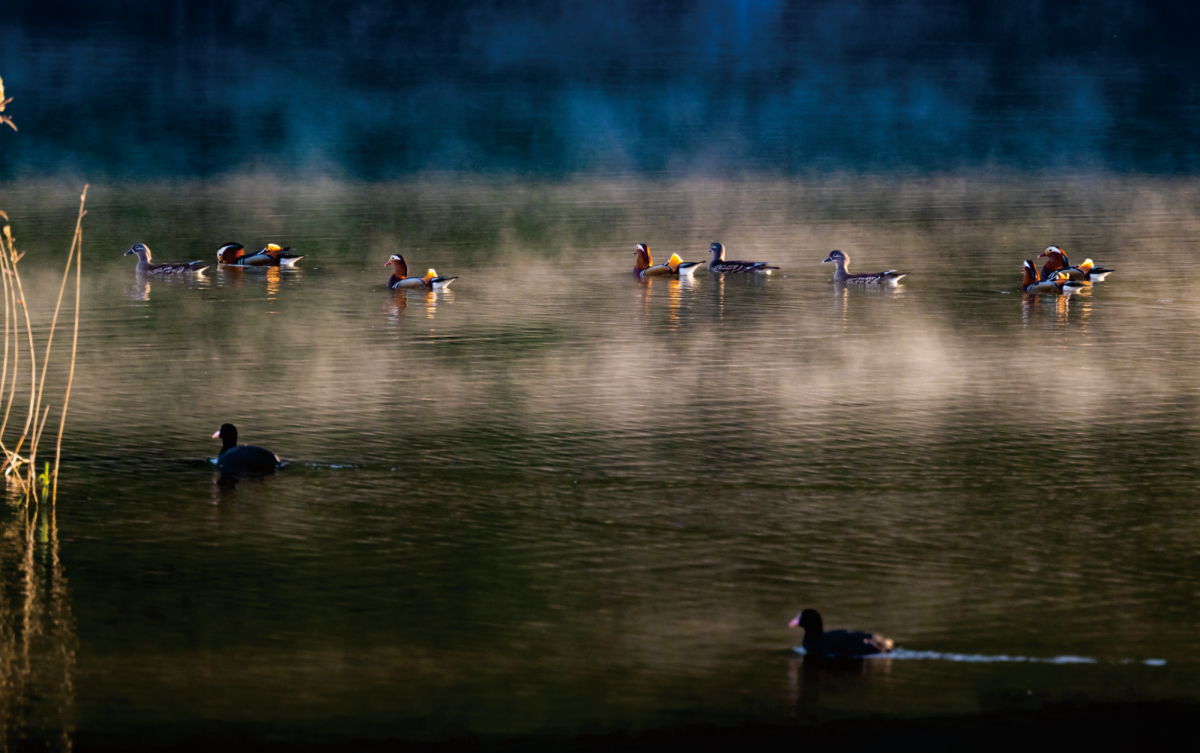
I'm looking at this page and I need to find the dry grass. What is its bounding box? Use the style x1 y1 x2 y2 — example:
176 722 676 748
0 186 86 506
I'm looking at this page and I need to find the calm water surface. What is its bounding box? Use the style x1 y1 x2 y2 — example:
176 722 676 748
2 175 1199 747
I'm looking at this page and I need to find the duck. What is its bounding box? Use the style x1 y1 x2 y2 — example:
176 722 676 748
822 250 907 284
124 243 210 275
789 608 894 660
707 242 779 274
633 243 704 278
216 243 247 265
218 243 304 267
385 254 458 290
1022 259 1085 294
1038 246 1113 283
212 423 281 474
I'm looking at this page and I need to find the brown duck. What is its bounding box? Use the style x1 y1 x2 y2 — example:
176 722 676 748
707 242 779 274
124 243 210 275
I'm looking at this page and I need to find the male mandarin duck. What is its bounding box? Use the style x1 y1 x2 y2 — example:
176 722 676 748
789 609 894 660
1022 259 1084 294
124 243 210 274
212 423 281 474
707 242 779 274
822 249 907 284
1038 245 1112 283
385 254 458 290
633 243 703 278
217 242 303 267
216 243 247 265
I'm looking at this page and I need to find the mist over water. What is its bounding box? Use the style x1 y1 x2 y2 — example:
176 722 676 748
3 0 1200 178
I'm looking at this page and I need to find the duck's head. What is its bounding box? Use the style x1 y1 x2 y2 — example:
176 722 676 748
634 243 652 272
124 243 151 260
710 242 725 260
666 253 684 272
1022 259 1039 286
385 254 409 278
217 243 245 263
823 249 847 264
788 608 824 634
1038 246 1069 270
211 423 237 445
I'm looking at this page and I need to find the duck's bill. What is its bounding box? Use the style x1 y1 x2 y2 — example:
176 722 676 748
211 430 221 439
788 616 800 628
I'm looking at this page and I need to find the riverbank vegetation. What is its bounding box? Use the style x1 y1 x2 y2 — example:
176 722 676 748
0 184 86 505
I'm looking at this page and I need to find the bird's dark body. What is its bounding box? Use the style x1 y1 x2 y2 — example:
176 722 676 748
217 444 279 474
790 608 894 661
803 629 893 659
213 424 280 474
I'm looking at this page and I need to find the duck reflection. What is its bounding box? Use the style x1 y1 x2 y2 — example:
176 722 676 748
126 277 151 302
0 504 76 749
217 266 246 289
385 291 409 321
786 652 893 717
125 272 212 302
665 276 695 331
1021 286 1088 326
266 267 281 300
401 288 452 320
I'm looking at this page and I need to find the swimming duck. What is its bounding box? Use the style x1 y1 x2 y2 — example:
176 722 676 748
1022 259 1084 294
822 250 907 284
1038 246 1112 282
633 243 704 278
212 423 281 474
707 242 779 274
124 243 210 275
385 254 458 290
789 608 894 660
216 243 248 265
242 243 304 267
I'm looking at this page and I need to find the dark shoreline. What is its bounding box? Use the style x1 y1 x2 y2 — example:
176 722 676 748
70 700 1195 752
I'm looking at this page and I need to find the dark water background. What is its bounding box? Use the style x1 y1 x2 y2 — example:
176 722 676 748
2 1 1200 749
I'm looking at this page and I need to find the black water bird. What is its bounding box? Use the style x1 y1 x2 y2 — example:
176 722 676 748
212 424 281 474
789 608 894 660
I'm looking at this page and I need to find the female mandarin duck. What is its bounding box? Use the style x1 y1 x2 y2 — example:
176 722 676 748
633 243 703 278
385 254 458 290
1022 259 1084 294
707 242 779 274
124 243 210 275
822 249 907 284
1038 245 1112 283
789 609 894 660
217 242 303 267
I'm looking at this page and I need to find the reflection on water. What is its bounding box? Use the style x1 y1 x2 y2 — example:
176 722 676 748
0 504 75 751
1 174 1199 744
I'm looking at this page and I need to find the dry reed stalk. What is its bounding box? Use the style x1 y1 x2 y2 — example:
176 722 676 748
0 186 87 505
0 75 14 131
27 187 86 493
53 191 84 504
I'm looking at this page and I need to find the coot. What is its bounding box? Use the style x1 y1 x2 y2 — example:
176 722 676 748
212 424 281 474
789 608 894 659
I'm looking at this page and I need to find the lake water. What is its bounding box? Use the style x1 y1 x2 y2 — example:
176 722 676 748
2 175 1198 748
